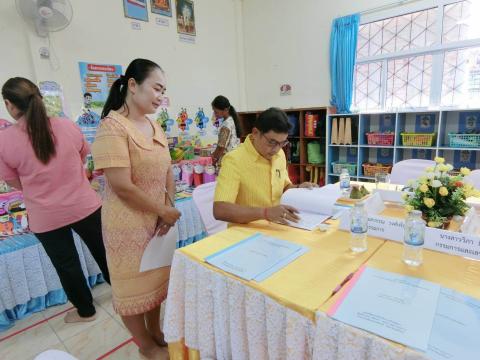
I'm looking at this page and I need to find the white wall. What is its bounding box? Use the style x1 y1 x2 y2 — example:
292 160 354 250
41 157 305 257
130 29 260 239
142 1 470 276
0 0 245 120
241 0 435 111
0 0 441 120
0 1 35 119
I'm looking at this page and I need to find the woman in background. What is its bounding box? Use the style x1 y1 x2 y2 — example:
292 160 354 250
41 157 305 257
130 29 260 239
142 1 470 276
211 95 241 169
0 77 109 323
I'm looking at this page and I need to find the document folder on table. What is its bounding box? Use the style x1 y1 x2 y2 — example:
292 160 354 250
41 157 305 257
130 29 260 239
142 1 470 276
205 233 308 282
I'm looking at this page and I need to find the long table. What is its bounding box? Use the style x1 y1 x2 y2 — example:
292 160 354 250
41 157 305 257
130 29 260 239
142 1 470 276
163 207 480 359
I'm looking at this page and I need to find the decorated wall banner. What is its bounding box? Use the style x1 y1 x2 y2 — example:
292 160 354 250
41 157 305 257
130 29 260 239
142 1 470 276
156 108 175 136
124 0 149 21
151 0 172 16
77 62 122 143
39 81 68 118
176 0 196 36
194 107 209 135
176 108 193 133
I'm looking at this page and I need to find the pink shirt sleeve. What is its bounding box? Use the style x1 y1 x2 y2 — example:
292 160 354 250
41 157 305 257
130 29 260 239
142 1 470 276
79 136 91 161
61 118 90 161
0 152 18 181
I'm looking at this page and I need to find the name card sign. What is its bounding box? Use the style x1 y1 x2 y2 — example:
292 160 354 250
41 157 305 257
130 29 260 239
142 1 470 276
426 227 480 260
339 211 480 261
339 212 405 242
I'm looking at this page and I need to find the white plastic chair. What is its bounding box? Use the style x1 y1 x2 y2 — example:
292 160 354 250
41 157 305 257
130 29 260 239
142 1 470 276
390 159 436 185
192 182 227 235
34 350 78 360
465 169 480 189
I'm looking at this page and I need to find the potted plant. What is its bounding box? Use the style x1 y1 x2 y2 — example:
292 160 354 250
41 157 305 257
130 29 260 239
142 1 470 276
404 157 480 228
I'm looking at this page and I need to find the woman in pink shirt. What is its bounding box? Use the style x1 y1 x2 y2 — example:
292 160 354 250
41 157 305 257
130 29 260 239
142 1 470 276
0 77 110 323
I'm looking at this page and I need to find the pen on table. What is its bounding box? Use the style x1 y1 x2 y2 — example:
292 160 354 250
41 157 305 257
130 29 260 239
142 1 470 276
331 272 354 296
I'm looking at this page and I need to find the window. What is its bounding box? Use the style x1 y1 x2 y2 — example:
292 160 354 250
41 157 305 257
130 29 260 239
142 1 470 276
386 54 432 108
353 0 480 111
356 8 436 57
354 62 382 110
442 46 480 105
442 1 480 43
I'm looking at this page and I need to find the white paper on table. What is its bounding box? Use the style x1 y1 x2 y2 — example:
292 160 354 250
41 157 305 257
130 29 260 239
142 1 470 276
427 287 480 360
364 192 386 214
372 189 405 204
461 207 480 236
139 224 179 272
280 184 342 230
330 267 441 352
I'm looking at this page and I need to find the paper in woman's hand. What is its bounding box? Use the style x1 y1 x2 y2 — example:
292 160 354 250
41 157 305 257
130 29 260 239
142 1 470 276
139 224 179 272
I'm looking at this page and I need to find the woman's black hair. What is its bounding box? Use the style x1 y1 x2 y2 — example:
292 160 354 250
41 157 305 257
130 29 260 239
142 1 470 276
2 77 56 164
102 58 163 118
211 95 242 137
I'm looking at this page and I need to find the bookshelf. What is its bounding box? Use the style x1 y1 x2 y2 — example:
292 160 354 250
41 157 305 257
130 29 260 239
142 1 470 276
326 110 480 184
238 107 331 185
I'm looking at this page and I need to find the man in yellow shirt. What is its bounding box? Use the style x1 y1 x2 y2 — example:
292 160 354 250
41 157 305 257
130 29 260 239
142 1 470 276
213 107 316 224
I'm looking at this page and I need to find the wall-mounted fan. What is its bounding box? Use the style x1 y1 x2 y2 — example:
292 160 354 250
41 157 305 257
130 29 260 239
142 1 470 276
16 0 73 37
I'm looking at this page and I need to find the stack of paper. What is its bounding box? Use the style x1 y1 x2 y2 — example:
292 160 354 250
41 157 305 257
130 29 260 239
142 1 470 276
328 267 480 359
427 288 480 360
328 266 440 350
205 233 308 282
281 184 343 230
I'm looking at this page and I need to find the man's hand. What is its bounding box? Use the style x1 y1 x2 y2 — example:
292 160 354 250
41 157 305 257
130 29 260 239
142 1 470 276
298 182 318 189
266 205 300 224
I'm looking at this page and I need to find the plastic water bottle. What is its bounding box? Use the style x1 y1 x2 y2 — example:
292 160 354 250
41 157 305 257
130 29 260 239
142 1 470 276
350 202 368 253
339 168 351 196
403 210 425 266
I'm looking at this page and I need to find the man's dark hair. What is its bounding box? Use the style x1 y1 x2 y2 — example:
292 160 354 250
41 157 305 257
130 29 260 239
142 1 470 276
84 92 92 98
254 107 291 133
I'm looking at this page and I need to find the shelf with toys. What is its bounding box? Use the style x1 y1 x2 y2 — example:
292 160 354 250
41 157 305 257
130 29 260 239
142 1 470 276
0 182 29 238
157 107 218 192
238 107 331 185
326 109 480 184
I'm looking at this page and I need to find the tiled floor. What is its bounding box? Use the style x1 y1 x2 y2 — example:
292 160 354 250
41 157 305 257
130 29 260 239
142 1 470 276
0 284 169 360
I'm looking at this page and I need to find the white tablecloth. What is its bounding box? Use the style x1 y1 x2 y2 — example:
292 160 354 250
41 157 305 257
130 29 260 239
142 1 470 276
164 251 428 360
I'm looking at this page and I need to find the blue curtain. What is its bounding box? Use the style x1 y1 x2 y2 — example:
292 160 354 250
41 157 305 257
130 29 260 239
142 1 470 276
330 14 360 114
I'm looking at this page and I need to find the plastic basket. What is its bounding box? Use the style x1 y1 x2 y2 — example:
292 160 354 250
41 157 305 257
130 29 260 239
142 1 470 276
332 162 356 176
366 132 395 146
448 133 480 148
362 163 393 177
400 133 435 147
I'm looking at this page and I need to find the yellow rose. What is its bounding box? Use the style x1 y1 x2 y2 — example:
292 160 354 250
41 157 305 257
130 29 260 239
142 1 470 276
438 164 448 172
435 156 445 164
419 176 428 184
460 167 471 176
463 184 480 198
424 198 435 208
419 184 429 193
439 186 448 196
425 166 434 173
405 205 414 212
428 221 442 228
